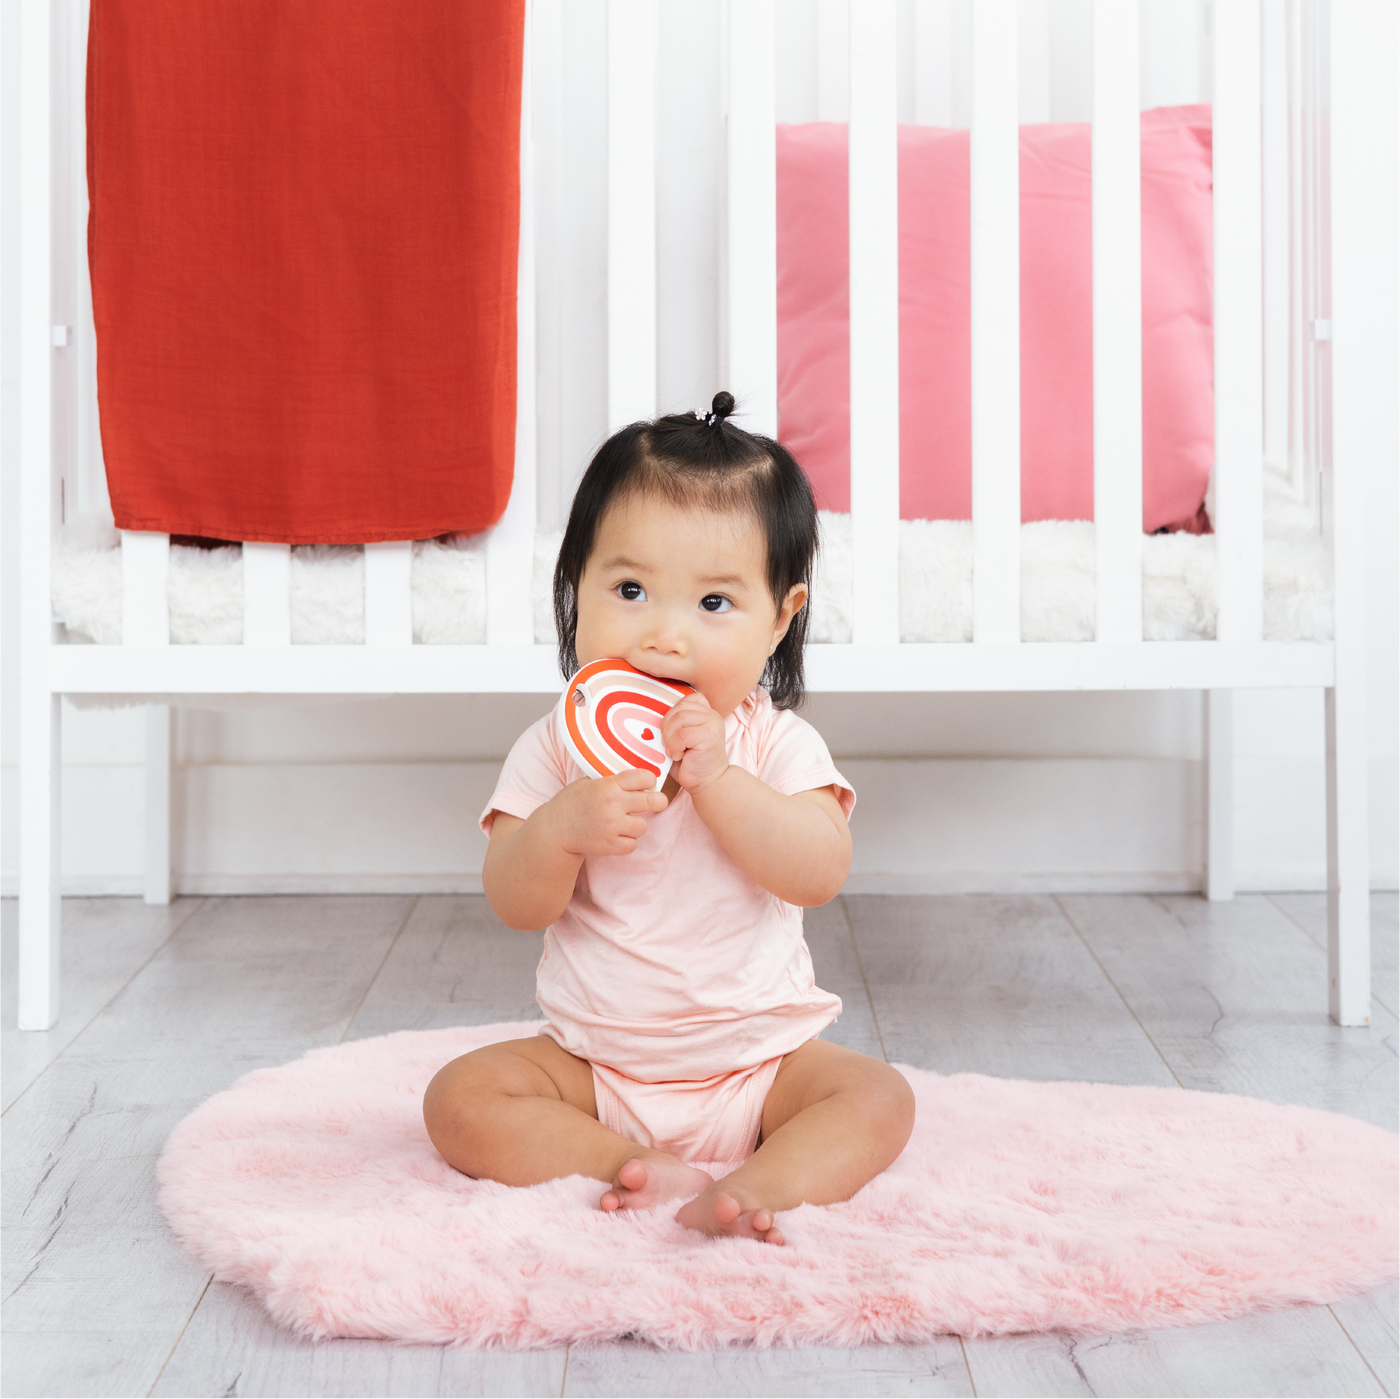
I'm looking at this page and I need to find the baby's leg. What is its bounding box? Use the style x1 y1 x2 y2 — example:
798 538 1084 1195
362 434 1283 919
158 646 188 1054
423 1036 711 1208
674 1040 914 1245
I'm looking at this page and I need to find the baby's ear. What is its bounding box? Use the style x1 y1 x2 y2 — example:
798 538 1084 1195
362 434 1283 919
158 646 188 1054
781 583 808 618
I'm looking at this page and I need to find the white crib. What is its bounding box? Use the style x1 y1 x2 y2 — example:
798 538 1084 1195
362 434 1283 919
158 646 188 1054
15 0 1376 1030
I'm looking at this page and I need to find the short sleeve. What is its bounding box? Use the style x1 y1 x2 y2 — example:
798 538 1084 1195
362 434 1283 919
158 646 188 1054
753 706 856 819
480 712 574 837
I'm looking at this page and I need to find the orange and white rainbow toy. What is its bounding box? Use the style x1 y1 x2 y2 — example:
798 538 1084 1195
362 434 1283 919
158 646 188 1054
557 659 695 791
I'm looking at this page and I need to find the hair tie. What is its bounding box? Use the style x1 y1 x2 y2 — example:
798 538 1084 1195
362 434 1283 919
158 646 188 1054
700 390 736 430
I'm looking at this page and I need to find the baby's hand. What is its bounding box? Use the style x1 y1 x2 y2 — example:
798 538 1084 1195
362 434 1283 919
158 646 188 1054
545 769 668 858
662 693 729 793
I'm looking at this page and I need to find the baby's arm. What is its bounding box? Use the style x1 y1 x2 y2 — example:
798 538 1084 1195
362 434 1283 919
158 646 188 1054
662 695 851 907
692 771 850 906
482 770 668 929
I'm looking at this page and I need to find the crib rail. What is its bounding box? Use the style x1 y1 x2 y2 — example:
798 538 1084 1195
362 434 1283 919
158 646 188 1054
34 0 1308 679
10 0 1354 688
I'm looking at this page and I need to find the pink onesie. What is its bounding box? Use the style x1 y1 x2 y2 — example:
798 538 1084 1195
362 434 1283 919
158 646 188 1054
481 686 854 1171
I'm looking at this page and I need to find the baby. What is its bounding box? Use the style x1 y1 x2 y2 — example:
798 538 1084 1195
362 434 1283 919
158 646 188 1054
423 393 914 1244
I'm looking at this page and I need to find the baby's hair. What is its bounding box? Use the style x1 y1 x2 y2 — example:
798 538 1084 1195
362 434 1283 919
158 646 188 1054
553 391 818 709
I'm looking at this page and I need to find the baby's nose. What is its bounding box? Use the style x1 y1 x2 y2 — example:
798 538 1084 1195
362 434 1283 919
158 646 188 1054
640 611 688 655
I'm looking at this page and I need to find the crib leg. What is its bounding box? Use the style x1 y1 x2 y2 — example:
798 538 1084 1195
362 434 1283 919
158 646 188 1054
1204 689 1234 901
144 705 173 906
1326 687 1370 1026
18 692 62 1031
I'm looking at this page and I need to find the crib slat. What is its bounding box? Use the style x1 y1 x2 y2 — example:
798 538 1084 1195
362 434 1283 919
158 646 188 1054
725 0 777 438
606 0 656 432
1091 0 1143 643
1212 0 1264 643
364 542 414 646
848 0 900 646
120 531 170 645
488 0 538 647
970 0 1020 644
242 542 292 646
817 0 849 122
913 0 955 128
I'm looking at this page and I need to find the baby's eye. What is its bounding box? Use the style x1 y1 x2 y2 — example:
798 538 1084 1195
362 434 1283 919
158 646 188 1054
699 594 733 614
616 580 646 602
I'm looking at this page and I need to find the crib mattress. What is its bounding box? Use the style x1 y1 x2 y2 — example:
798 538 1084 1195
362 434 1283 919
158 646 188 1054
54 508 1331 650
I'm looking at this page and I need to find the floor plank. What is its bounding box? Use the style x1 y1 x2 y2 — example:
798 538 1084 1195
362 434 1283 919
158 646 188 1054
964 1305 1384 1398
805 899 886 1060
343 895 544 1041
1332 1281 1400 1398
1057 894 1399 1129
561 1338 973 1397
3 897 415 1349
843 894 1176 1085
105 894 418 1054
1 1329 186 1399
152 1281 567 1398
2 896 206 1112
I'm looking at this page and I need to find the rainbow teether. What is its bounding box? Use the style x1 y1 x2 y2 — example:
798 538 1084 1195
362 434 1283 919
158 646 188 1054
557 659 695 791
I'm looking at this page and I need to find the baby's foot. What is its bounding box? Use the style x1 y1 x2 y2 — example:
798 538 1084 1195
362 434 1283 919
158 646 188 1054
674 1182 785 1245
599 1155 714 1213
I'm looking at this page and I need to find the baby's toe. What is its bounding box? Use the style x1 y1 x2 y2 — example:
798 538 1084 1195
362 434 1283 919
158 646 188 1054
616 1158 650 1192
711 1191 743 1227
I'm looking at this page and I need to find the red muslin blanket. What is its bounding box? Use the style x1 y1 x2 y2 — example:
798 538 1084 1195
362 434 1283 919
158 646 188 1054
88 0 524 544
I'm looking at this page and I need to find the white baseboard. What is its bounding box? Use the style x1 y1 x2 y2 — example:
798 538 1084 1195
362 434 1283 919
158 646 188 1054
176 872 487 896
839 871 1207 895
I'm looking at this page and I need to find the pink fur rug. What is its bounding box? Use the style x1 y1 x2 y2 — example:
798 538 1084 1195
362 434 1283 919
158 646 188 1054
157 1021 1398 1349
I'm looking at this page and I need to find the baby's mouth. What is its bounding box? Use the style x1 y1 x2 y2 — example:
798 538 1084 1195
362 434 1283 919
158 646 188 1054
631 659 688 685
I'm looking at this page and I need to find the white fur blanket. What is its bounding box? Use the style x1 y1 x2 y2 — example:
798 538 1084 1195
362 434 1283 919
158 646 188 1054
52 480 1330 649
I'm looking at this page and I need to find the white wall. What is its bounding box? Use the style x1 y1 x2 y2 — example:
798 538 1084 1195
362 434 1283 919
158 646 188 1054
2 0 1396 897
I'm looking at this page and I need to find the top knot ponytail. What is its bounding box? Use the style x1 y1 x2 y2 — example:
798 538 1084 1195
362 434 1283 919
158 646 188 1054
705 390 736 428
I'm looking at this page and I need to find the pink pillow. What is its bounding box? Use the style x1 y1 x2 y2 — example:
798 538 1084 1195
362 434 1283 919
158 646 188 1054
776 106 1214 531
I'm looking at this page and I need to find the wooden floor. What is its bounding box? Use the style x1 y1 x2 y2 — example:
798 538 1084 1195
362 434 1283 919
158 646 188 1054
3 891 1396 1399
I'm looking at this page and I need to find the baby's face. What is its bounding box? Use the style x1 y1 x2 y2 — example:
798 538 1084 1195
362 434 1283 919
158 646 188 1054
575 493 805 718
